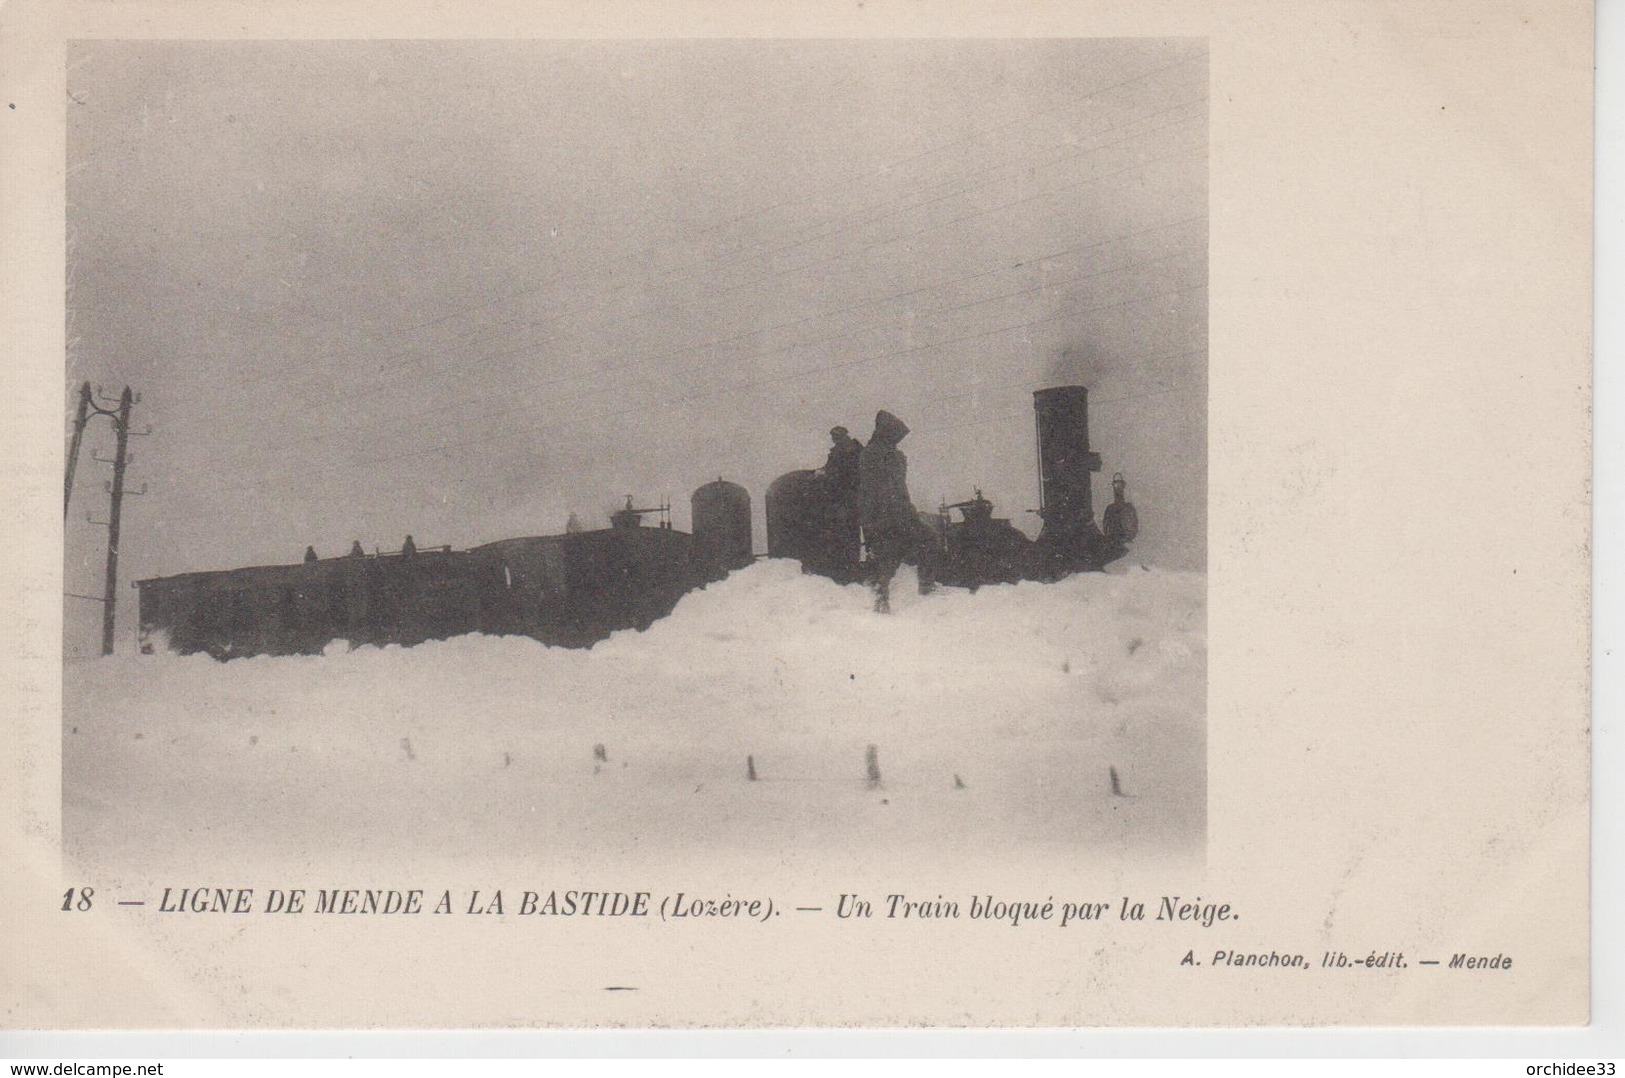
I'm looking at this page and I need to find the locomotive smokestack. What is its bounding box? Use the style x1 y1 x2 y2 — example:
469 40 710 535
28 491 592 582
1033 386 1108 574
1034 386 1104 525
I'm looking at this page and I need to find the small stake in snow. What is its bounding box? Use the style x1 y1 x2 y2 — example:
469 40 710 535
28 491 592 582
400 737 415 762
953 773 966 790
1109 765 1125 796
747 755 758 781
593 743 608 763
866 744 882 788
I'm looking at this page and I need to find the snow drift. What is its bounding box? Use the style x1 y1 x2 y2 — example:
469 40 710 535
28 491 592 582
64 560 1205 872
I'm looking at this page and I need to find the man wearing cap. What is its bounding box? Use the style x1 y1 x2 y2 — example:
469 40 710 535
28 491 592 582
820 425 864 580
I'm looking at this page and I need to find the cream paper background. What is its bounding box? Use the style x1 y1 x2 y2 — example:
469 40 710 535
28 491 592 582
0 0 1593 1029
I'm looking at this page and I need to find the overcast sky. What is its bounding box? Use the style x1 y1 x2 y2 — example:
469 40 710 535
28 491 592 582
65 38 1206 655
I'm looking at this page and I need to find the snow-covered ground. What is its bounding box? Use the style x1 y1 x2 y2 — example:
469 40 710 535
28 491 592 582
64 561 1205 873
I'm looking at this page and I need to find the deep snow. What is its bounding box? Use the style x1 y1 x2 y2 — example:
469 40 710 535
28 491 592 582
63 560 1205 872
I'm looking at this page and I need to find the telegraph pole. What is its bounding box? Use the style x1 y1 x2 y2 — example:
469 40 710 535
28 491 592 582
100 387 133 656
74 384 148 656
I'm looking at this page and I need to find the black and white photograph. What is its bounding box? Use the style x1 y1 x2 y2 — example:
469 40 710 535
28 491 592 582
61 38 1208 874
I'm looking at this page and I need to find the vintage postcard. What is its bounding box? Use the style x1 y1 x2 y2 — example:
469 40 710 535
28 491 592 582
0 0 1593 1029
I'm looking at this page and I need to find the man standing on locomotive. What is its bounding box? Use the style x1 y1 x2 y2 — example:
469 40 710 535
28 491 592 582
857 410 937 613
820 425 864 581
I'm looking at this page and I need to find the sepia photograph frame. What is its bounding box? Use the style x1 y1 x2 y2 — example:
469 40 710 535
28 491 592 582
56 34 1210 883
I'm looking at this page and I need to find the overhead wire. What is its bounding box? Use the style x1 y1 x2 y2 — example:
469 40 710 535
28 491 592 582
145 54 1203 392
175 112 1205 452
910 347 1209 417
120 55 1208 515
719 98 1204 270
181 279 1207 501
212 223 1205 464
143 60 1209 419
700 92 1204 274
912 382 1206 442
693 50 1201 242
178 244 1206 499
698 112 1205 306
182 131 1205 461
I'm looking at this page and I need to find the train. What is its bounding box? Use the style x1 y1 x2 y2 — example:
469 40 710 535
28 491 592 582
134 385 1136 659
769 385 1137 588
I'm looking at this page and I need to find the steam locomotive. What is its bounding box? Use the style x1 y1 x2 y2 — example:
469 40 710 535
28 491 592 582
134 385 1136 659
768 386 1137 588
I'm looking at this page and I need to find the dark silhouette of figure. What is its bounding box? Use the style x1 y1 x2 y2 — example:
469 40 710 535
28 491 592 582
823 426 863 495
303 546 319 564
858 410 936 612
1102 473 1139 549
819 426 864 579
